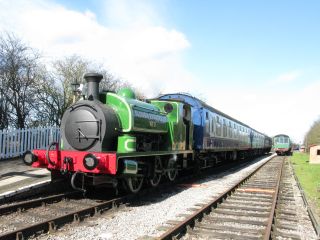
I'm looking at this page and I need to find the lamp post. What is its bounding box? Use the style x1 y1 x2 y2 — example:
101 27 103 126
71 80 80 103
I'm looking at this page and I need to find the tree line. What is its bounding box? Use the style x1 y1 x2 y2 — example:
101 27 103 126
304 117 320 150
0 33 142 130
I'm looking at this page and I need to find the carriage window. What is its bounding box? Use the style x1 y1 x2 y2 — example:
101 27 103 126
228 121 232 138
236 125 239 137
206 112 209 120
215 116 221 136
223 119 227 137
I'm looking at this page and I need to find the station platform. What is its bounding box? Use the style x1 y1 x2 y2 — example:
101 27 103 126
0 158 50 199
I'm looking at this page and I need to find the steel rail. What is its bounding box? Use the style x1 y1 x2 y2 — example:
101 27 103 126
0 196 125 240
157 155 281 240
0 191 80 215
263 157 284 240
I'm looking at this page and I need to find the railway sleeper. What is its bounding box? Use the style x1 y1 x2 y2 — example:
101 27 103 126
156 225 172 232
274 221 299 231
210 212 267 223
241 183 277 188
214 208 269 218
276 199 296 205
230 196 272 203
272 229 301 240
279 188 294 192
165 220 184 226
225 199 271 207
219 203 271 212
203 216 268 226
234 192 273 199
279 193 295 199
275 214 299 222
276 207 297 215
195 224 265 236
280 191 294 196
275 208 297 216
186 207 202 212
278 196 295 201
189 228 261 240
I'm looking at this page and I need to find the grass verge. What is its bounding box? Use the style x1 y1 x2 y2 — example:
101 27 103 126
290 152 320 217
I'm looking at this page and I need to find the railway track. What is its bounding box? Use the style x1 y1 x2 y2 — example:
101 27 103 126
0 191 125 240
0 155 271 240
272 159 301 239
157 156 286 239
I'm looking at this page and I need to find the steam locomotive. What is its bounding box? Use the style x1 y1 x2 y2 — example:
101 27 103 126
23 73 272 193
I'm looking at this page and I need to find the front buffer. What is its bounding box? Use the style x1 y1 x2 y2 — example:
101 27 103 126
23 147 118 190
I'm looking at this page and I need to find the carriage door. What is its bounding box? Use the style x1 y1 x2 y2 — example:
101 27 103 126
183 105 192 150
250 130 254 148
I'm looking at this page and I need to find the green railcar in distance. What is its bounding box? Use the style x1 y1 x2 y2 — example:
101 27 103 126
273 134 292 156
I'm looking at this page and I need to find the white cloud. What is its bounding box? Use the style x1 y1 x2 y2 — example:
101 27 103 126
270 70 302 85
204 81 320 143
103 0 162 27
0 0 192 96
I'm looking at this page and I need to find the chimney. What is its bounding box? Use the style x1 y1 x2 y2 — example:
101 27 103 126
84 73 103 100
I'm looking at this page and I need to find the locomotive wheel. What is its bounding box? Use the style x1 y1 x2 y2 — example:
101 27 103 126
124 176 144 194
149 157 162 187
167 160 177 182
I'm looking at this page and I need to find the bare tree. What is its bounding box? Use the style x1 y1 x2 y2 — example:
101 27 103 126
0 78 10 129
31 68 62 126
52 55 89 121
304 117 320 150
37 55 131 125
0 36 147 130
0 33 41 129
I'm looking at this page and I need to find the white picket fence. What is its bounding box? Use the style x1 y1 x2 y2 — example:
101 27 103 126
0 127 60 160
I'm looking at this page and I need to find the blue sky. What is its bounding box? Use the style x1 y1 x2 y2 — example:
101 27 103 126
60 0 320 87
0 0 319 142
170 1 320 87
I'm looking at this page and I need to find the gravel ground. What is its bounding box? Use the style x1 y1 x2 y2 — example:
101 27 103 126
0 198 102 235
35 155 274 240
